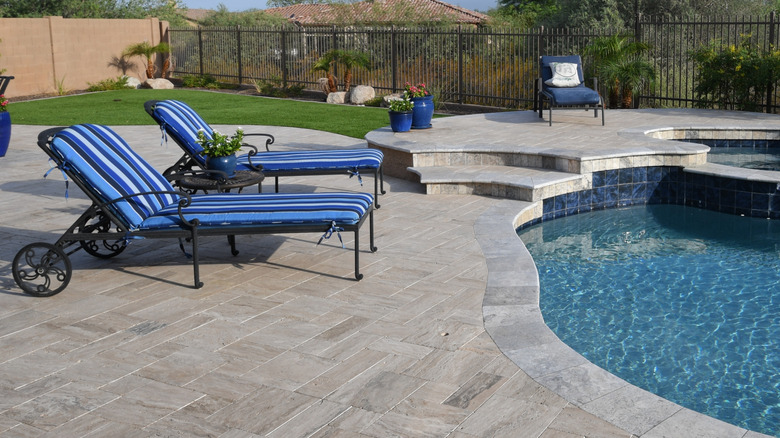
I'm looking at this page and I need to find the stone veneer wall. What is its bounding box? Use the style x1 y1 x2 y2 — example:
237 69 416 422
518 166 780 229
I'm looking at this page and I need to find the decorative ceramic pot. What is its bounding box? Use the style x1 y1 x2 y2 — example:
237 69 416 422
410 95 434 129
205 154 237 179
0 111 10 157
389 110 413 132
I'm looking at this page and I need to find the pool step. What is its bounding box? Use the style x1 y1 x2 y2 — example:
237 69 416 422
408 165 588 202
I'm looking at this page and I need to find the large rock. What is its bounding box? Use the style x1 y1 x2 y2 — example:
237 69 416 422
143 78 174 90
326 91 348 104
349 85 375 105
123 76 142 89
317 78 330 95
383 93 405 107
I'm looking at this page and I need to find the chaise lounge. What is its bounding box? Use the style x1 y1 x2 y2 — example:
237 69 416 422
12 124 376 297
145 99 386 207
536 55 604 126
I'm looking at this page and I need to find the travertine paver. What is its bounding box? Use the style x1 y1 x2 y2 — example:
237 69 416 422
0 120 632 437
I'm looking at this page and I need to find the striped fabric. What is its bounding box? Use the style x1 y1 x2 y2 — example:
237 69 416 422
50 124 373 231
151 100 383 172
140 192 373 229
51 124 180 228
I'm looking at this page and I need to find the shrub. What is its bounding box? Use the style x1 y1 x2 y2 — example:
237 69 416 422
693 35 780 112
252 76 305 97
86 76 129 92
181 74 221 89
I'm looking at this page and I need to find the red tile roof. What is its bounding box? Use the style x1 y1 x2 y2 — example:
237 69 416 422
265 0 487 26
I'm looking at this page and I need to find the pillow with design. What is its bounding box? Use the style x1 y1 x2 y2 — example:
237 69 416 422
544 62 581 87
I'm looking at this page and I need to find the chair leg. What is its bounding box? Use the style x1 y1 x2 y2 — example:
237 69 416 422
190 229 204 288
548 107 552 126
354 228 362 281
275 177 280 193
373 169 381 209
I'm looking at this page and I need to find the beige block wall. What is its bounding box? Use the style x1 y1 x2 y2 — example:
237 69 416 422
0 17 169 98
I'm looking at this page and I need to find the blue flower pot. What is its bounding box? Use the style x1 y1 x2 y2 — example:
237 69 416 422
410 95 434 129
389 111 413 132
205 154 237 179
0 112 10 157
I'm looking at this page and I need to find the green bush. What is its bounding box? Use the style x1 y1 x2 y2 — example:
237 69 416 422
181 74 221 89
86 76 129 92
252 76 305 97
693 35 780 112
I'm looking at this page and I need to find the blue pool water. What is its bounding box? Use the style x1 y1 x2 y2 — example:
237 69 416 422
517 204 780 435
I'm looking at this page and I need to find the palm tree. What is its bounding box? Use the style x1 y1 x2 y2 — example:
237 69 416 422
584 34 655 108
336 50 371 93
311 50 338 93
124 42 171 79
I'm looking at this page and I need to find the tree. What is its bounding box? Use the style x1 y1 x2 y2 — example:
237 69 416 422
0 0 188 26
584 34 655 108
124 41 170 79
311 50 338 93
200 4 289 27
335 50 371 93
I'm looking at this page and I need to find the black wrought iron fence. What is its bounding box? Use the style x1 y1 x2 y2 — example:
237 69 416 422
169 13 780 112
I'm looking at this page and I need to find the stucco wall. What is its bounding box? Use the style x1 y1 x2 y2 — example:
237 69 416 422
0 17 169 98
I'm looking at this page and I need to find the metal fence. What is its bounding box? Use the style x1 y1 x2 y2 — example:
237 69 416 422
169 13 780 112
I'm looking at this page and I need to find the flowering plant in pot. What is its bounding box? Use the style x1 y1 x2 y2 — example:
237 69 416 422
388 96 414 132
0 94 10 157
403 82 433 129
196 128 244 178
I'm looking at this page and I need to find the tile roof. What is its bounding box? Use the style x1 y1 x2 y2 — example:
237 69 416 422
265 0 488 26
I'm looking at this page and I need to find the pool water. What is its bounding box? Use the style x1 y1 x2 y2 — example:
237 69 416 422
517 205 780 435
707 147 780 171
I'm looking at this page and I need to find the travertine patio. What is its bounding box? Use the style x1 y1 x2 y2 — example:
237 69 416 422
1 108 776 437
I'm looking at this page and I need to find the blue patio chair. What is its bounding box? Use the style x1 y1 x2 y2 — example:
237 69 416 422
536 55 604 126
12 124 376 297
145 100 386 207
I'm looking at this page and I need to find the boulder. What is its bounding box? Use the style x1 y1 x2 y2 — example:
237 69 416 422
349 85 375 105
317 78 330 95
383 93 405 107
326 91 348 104
143 78 174 90
123 76 142 89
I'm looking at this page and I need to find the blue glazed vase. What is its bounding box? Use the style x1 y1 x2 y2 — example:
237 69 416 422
389 111 413 132
205 154 237 179
410 95 434 129
0 111 10 157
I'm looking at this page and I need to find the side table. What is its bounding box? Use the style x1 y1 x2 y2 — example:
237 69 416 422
173 170 265 194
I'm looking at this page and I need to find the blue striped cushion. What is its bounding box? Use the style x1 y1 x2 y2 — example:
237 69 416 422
152 99 383 171
140 192 374 229
152 99 211 166
237 148 384 172
51 124 179 228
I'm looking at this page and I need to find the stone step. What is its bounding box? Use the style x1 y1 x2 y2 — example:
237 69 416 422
408 165 588 202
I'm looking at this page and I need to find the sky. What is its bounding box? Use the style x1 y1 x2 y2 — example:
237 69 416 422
183 0 499 13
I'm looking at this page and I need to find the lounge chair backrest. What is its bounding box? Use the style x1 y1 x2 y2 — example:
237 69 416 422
50 124 179 228
540 55 586 87
151 100 212 166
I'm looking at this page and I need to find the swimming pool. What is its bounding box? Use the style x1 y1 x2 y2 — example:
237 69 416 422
517 204 780 436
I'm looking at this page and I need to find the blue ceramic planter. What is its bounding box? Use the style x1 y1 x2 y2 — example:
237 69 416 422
389 111 413 132
205 154 237 179
410 95 434 129
0 111 10 157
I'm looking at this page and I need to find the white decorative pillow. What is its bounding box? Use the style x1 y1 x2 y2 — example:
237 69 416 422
544 62 581 87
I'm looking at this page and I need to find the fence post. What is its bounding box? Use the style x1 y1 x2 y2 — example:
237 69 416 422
391 26 398 92
332 25 339 83
236 26 243 84
458 25 464 104
198 26 204 76
767 11 776 113
281 28 288 87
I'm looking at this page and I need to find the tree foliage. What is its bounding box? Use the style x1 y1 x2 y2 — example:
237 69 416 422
199 4 290 27
0 0 188 26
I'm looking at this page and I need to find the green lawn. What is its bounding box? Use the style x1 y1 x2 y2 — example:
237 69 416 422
10 89 393 139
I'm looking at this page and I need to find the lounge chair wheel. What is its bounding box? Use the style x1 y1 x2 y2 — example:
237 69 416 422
370 245 378 253
78 211 127 258
12 243 72 297
355 273 364 281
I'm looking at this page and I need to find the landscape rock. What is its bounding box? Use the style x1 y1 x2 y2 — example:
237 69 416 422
349 85 375 105
383 93 405 107
143 78 174 90
123 76 142 89
326 91 348 104
318 78 329 95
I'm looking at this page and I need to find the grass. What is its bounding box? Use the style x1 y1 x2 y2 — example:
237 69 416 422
10 89 393 139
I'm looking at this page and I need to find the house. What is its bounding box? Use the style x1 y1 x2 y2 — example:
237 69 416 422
265 0 488 27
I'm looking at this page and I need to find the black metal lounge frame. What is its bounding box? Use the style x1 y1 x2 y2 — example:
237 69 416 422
12 127 376 297
144 100 386 208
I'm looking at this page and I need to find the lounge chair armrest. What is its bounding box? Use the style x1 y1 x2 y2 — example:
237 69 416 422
239 144 263 171
243 133 275 152
100 190 198 227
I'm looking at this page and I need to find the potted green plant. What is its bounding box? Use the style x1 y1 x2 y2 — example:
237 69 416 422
0 94 10 157
388 96 414 132
196 128 244 179
404 82 433 129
